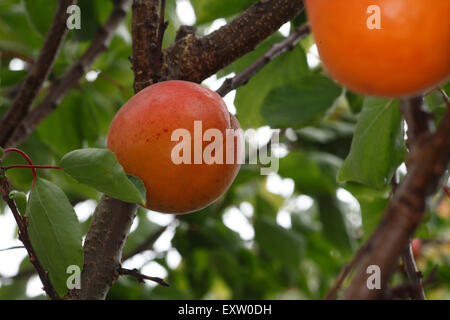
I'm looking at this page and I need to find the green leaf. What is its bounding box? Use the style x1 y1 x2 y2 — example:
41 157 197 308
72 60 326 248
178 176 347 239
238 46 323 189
234 45 309 128
72 0 101 42
317 194 352 253
9 190 27 216
60 148 146 205
22 0 57 36
27 178 83 297
278 151 340 196
254 216 304 268
337 98 406 189
261 75 342 128
191 0 256 25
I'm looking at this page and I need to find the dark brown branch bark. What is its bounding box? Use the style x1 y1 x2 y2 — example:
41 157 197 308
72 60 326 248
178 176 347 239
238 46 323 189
0 0 75 147
74 0 304 300
131 0 161 91
401 240 426 300
77 196 137 300
74 0 162 300
118 267 169 287
4 0 131 148
217 23 310 97
0 173 59 299
398 97 429 300
342 102 450 299
161 0 304 83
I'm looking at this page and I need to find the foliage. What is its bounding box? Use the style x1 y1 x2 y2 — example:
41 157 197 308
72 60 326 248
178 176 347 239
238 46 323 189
0 0 449 300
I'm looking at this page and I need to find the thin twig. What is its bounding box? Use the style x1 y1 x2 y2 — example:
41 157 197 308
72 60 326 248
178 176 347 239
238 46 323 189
118 267 169 287
121 225 168 262
0 51 34 64
216 23 310 97
342 97 450 299
0 173 59 299
0 0 75 147
401 240 426 300
5 0 132 148
399 96 429 300
324 243 371 300
0 245 25 252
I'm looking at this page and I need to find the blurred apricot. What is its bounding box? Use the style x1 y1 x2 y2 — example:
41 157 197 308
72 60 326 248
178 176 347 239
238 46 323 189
305 0 450 97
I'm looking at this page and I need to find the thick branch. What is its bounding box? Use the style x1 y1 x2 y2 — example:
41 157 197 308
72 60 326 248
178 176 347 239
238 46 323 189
0 0 75 147
217 23 310 97
131 0 161 91
5 0 131 148
77 195 137 300
74 0 162 300
161 0 304 83
342 105 450 299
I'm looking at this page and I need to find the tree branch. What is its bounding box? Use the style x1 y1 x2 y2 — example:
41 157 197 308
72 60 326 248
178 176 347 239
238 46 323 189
161 0 304 83
73 0 163 300
341 100 450 299
0 172 59 299
0 0 75 147
401 240 426 300
131 0 161 91
73 0 305 300
121 225 168 262
77 195 138 300
216 22 310 97
4 0 132 148
118 267 169 287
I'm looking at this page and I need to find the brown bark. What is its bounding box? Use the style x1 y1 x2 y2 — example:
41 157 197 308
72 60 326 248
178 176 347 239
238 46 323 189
5 0 131 148
161 0 304 83
71 0 304 299
342 106 450 299
0 0 75 147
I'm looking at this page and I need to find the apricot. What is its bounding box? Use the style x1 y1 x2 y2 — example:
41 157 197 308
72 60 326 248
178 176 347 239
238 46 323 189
107 80 241 214
304 0 450 97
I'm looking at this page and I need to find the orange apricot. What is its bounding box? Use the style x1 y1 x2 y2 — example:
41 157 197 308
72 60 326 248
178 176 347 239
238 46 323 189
107 80 241 214
304 0 450 97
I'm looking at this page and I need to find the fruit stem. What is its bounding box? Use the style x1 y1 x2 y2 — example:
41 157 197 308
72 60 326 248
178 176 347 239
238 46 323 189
3 148 37 186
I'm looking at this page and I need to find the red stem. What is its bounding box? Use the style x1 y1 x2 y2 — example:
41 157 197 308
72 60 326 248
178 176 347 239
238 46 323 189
3 148 37 186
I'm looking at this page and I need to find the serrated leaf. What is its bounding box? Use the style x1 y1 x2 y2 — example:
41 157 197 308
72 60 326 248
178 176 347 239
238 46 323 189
27 178 83 297
254 216 304 268
261 75 342 128
60 148 146 205
337 98 406 189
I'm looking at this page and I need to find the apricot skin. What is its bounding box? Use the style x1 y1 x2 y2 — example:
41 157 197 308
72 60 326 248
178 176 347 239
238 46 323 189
107 80 241 214
304 0 450 97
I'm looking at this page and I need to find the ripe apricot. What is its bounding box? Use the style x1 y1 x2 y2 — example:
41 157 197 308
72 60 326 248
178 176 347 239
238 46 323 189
304 0 450 97
107 80 241 214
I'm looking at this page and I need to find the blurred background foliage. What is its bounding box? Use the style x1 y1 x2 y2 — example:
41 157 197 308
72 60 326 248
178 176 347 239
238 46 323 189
0 0 449 300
